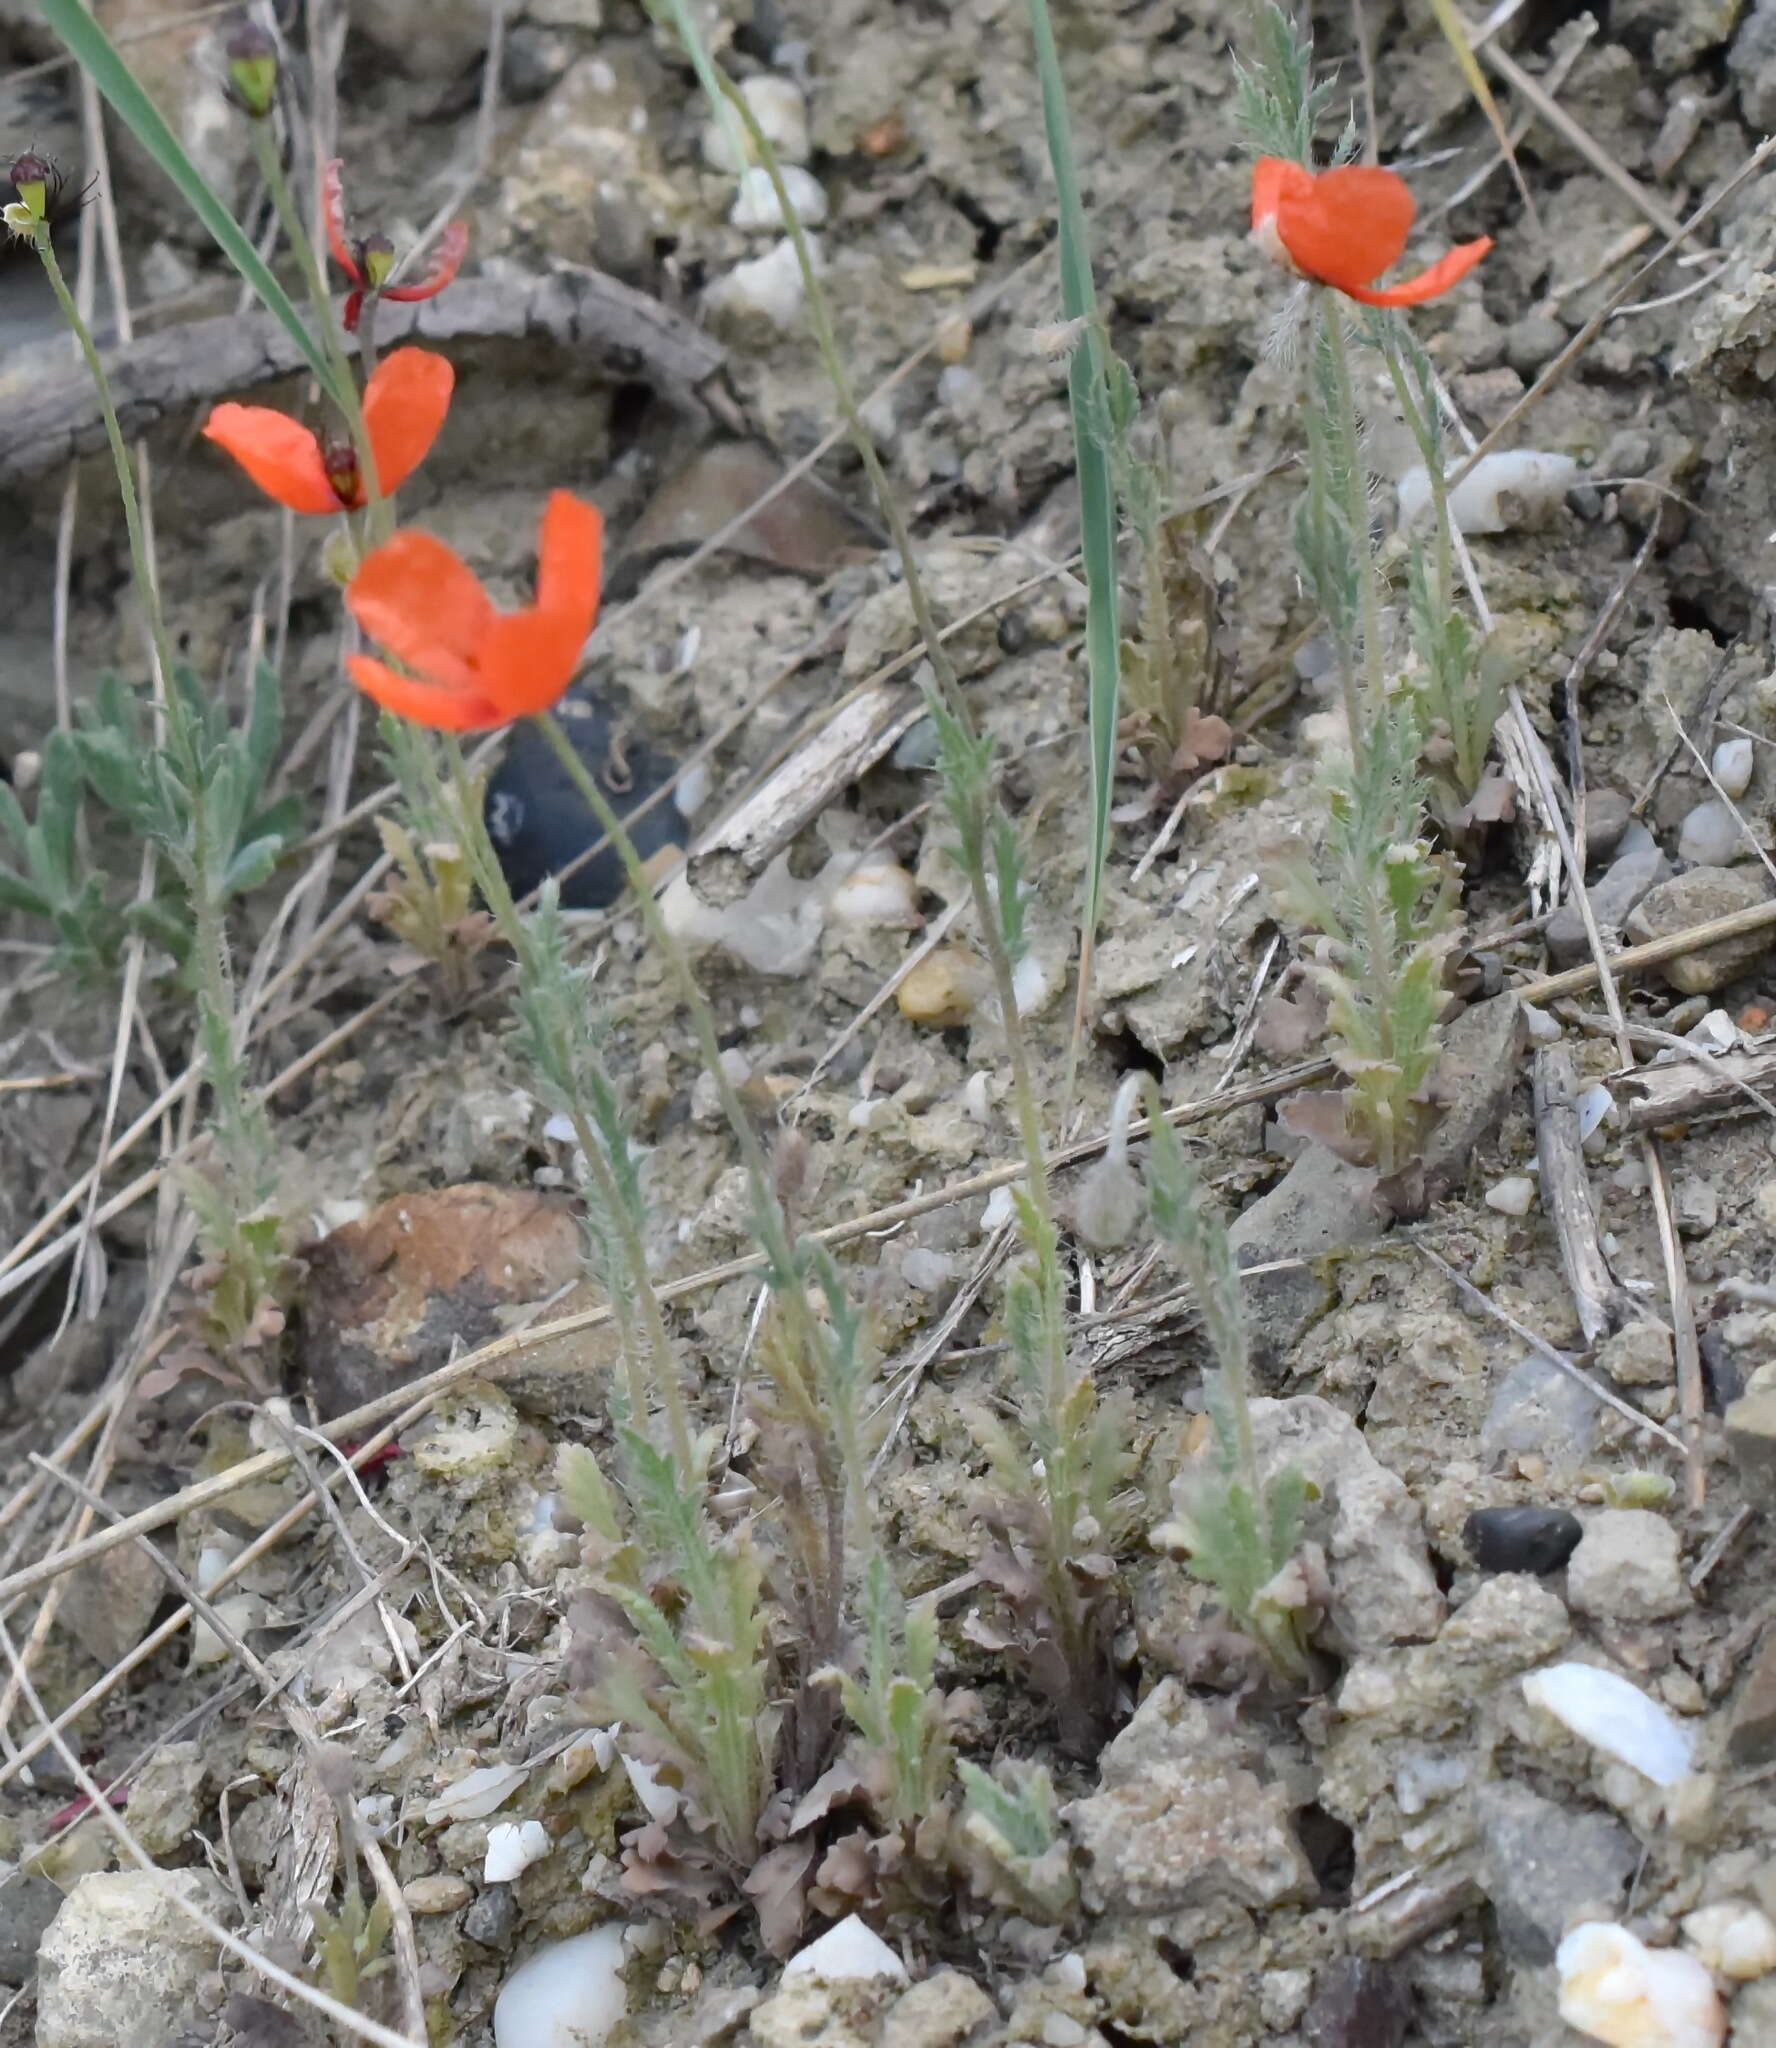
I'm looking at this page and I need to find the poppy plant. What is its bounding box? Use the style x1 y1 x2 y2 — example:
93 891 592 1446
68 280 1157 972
324 160 468 333
343 491 603 732
1251 158 1491 306
203 346 453 514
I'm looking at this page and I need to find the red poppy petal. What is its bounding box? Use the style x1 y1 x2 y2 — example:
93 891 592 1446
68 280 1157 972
345 653 506 732
345 529 492 690
381 219 469 303
1251 155 1314 232
361 347 454 498
533 490 603 637
322 159 360 282
475 607 589 719
202 404 341 514
1279 164 1415 290
1341 235 1493 305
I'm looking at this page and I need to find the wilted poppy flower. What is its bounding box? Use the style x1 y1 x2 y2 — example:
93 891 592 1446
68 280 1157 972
324 159 468 333
1251 157 1491 306
203 346 453 513
344 491 603 731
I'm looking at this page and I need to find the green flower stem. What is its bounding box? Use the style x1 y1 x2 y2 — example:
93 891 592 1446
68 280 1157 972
248 124 389 543
437 735 694 1478
1320 293 1385 744
29 228 174 694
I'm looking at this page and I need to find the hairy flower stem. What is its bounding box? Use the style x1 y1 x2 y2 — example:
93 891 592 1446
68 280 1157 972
1320 292 1385 747
532 715 830 1363
437 738 694 1476
33 222 269 1240
705 67 1062 1265
28 227 174 693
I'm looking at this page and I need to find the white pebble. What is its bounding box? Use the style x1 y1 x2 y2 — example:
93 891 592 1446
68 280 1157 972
493 1927 629 2048
701 76 810 171
782 1914 908 1985
484 1819 551 1883
189 1593 266 1668
1678 798 1743 867
1521 1662 1698 1786
1398 450 1578 535
729 163 827 231
1556 1922 1724 2047
703 237 815 334
1713 736 1755 800
1577 1084 1614 1143
829 859 921 929
1682 1901 1776 1980
1485 1174 1537 1217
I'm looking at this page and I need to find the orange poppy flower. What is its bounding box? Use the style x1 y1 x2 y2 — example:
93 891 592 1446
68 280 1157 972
343 491 603 732
324 160 468 333
204 347 453 514
1251 157 1491 306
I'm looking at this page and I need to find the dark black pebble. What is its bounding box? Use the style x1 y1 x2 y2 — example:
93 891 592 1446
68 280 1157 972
484 692 684 911
1463 1504 1583 1576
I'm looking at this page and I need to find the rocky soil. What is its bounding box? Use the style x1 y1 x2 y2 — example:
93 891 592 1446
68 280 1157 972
8 0 1776 2045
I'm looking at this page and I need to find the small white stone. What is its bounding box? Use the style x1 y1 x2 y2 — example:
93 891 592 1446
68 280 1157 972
782 1914 908 1985
703 237 815 334
1399 450 1578 535
1682 1901 1776 1980
189 1593 266 1668
1678 798 1744 867
1713 736 1755 800
1521 1662 1698 1786
1556 1922 1724 2047
701 75 810 170
493 1926 629 2048
729 162 827 231
1485 1174 1538 1217
484 1819 551 1883
829 859 921 929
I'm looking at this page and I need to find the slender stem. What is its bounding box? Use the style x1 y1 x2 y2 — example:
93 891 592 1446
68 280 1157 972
30 230 174 694
249 124 388 541
1321 293 1384 743
436 737 694 1478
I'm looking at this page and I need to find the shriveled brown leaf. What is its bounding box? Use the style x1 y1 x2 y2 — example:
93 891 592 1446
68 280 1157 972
1276 1088 1373 1166
742 1840 815 1957
1255 980 1330 1060
629 441 873 577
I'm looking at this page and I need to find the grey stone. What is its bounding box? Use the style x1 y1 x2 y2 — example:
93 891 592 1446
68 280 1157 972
1582 789 1634 864
461 1879 519 1950
1732 0 1776 131
1626 866 1776 995
1423 993 1525 1202
1482 1354 1600 1473
1725 1390 1776 1503
1476 1779 1638 1963
1597 1322 1674 1388
879 1970 997 2048
1679 798 1746 868
1067 1680 1314 1914
0 1864 59 1982
1566 1509 1690 1622
1228 1146 1385 1374
124 1742 205 1858
1246 1397 1443 1650
1545 825 1670 968
36 1869 235 2048
1727 1630 1776 1764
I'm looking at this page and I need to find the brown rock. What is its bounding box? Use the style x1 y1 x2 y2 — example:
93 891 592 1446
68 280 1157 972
1726 1389 1776 1504
59 1538 165 1669
1626 867 1775 994
896 945 986 1029
299 1185 582 1417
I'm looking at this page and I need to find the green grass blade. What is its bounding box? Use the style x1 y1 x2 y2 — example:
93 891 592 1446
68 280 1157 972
35 0 350 411
1023 0 1120 1093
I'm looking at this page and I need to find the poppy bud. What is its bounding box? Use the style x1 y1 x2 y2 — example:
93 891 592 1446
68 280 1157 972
8 151 51 219
225 24 279 119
